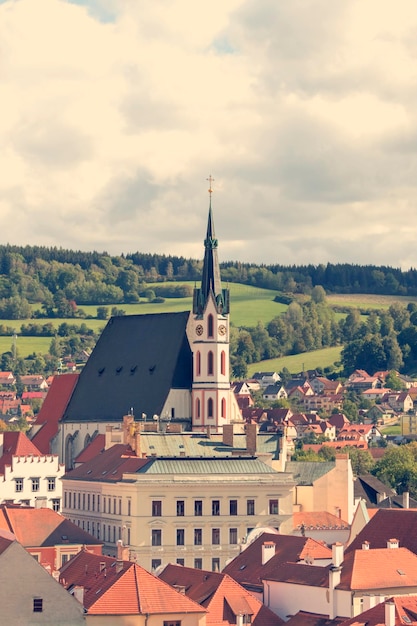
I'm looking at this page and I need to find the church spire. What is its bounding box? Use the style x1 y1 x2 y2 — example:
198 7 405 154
193 177 230 316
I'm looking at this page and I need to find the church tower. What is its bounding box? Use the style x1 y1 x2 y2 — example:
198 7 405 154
190 178 240 432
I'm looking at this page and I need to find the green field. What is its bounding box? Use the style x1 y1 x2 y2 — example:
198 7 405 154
247 346 343 377
327 293 417 310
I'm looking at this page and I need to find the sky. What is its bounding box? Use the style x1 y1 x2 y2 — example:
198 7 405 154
1 0 417 269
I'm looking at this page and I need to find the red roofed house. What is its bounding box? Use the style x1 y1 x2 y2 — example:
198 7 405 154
0 371 16 387
59 543 206 625
159 562 285 626
0 431 64 511
0 503 102 573
339 595 417 626
0 528 85 625
262 541 417 621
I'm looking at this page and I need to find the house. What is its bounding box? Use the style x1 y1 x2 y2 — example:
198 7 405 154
353 473 397 510
222 531 332 599
0 371 16 388
338 596 417 625
383 392 413 413
346 509 417 555
159 563 285 626
49 200 243 469
232 381 254 409
346 371 381 392
328 414 351 433
0 503 102 572
302 393 344 413
0 431 64 510
20 375 49 391
252 372 281 388
0 528 86 625
309 377 343 396
286 456 354 524
62 416 295 572
59 545 206 625
262 541 417 621
262 384 288 402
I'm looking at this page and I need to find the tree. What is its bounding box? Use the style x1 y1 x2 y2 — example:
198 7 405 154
344 447 374 475
372 443 417 496
311 285 326 304
96 306 109 320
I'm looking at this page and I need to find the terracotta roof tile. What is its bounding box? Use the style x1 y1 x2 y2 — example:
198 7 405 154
339 547 417 590
31 374 78 453
60 550 204 616
159 564 284 626
294 511 349 531
63 443 149 482
347 509 417 555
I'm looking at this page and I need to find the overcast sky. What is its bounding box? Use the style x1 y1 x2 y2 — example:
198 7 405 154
1 0 417 268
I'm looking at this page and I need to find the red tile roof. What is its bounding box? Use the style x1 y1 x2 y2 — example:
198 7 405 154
63 443 149 482
31 374 78 453
0 504 102 548
347 509 417 555
159 563 284 626
293 511 349 530
286 611 345 625
60 550 205 616
223 532 331 589
74 434 105 464
0 431 43 474
339 547 417 590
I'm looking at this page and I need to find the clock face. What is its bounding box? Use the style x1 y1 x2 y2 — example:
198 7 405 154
196 324 204 336
218 324 227 336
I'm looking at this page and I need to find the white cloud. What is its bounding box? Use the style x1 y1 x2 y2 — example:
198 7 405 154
1 0 417 268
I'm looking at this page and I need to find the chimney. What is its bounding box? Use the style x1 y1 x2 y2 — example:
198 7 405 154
223 424 234 447
332 542 344 567
403 491 410 509
362 541 370 550
117 539 129 561
206 425 211 440
385 600 396 626
387 538 399 549
262 541 276 565
134 433 141 456
245 423 257 455
72 586 84 605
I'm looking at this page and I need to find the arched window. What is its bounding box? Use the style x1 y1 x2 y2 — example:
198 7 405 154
196 351 201 376
221 351 226 375
196 398 201 418
208 398 214 418
221 398 226 418
208 351 214 375
208 314 214 337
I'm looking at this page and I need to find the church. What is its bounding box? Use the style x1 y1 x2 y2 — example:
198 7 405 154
46 192 243 468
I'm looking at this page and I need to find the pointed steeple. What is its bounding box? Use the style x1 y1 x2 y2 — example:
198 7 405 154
193 180 229 316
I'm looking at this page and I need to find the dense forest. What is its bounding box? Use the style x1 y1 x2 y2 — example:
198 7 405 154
0 245 417 317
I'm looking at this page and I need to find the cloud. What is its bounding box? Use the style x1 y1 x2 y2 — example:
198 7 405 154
1 0 417 269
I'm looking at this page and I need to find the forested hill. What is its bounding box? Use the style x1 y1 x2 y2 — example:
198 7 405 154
0 245 417 311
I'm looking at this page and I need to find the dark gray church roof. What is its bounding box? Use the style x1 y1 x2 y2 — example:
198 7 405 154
61 311 192 423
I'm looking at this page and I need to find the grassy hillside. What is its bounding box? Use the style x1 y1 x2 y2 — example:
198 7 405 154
247 346 343 377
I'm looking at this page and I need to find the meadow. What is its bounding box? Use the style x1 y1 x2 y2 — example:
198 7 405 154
246 346 343 377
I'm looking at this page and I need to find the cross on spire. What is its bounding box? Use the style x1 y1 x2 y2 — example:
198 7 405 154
207 175 215 196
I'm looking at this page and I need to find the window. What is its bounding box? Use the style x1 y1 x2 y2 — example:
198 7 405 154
152 559 162 570
33 598 43 613
15 478 23 492
196 351 201 376
52 498 60 512
230 500 238 516
212 500 220 516
221 397 226 418
247 499 255 515
97 495 100 512
176 529 185 546
68 492 72 508
87 494 90 510
152 500 162 517
208 351 214 375
212 528 220 545
47 477 55 491
127 528 130 544
82 493 85 509
61 554 69 565
31 478 39 492
92 494 95 511
208 398 214 418
176 558 185 566
113 498 116 514
118 499 121 515
208 314 214 337
176 500 185 516
230 528 238 544
212 558 220 572
269 499 278 515
164 622 181 626
194 558 202 569
78 493 81 509
195 398 200 418
152 529 162 546
195 500 203 516
221 351 226 375
194 528 202 545
127 499 131 516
